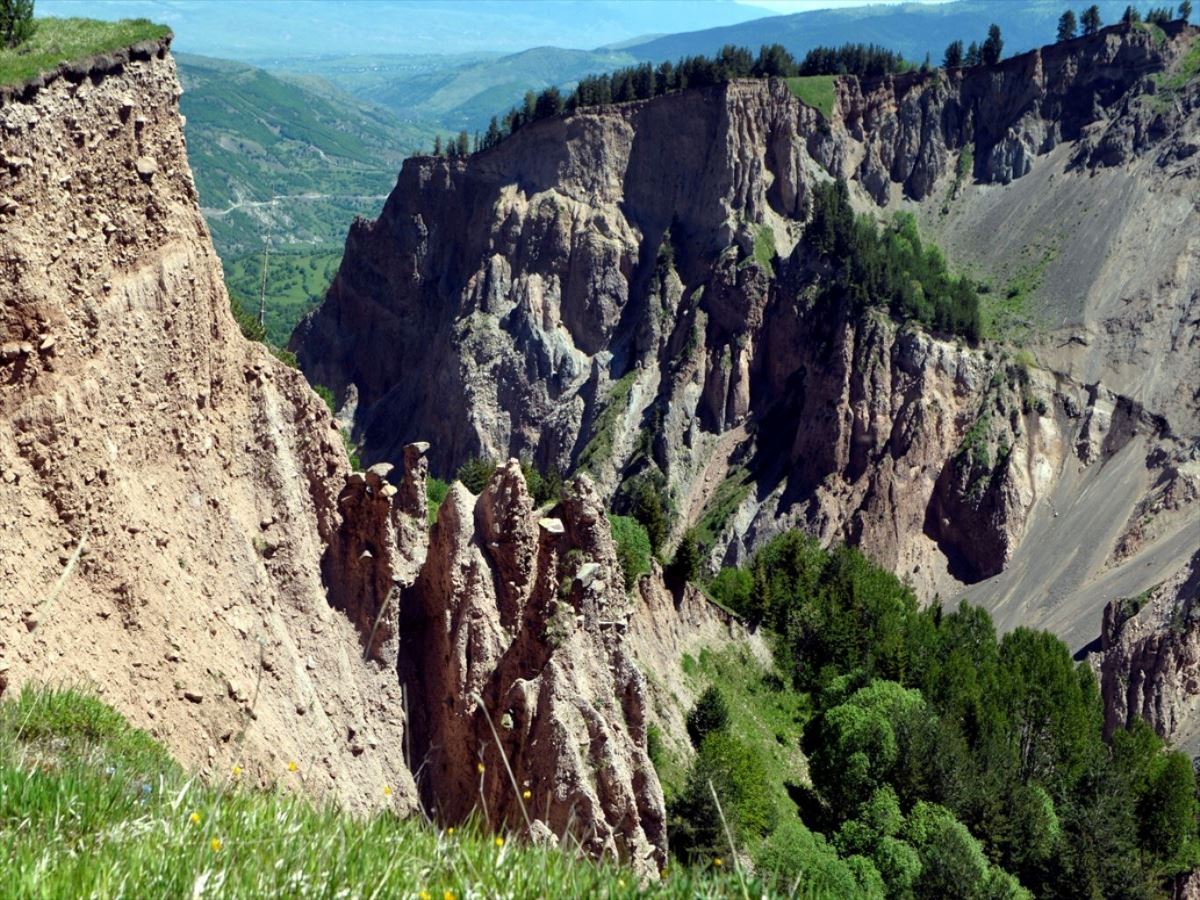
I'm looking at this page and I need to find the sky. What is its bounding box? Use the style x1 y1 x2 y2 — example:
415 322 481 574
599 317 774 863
40 0 953 58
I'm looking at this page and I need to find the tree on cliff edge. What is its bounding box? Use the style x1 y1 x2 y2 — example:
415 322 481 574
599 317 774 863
0 0 35 49
1181 0 1193 23
1057 9 1078 40
1082 4 1103 34
943 39 964 68
981 24 1004 65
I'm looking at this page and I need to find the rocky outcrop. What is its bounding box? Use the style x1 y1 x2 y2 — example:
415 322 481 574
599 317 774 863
294 23 1198 609
0 37 415 813
1099 549 1200 751
398 464 665 875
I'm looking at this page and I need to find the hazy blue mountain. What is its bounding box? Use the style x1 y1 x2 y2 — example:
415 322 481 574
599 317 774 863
623 1 1156 64
278 46 637 133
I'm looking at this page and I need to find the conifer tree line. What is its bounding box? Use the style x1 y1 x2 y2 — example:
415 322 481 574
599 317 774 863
431 41 910 155
431 0 1198 157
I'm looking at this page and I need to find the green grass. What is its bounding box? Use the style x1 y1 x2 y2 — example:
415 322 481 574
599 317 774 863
784 75 836 120
682 647 812 821
0 17 170 88
577 371 638 476
0 685 763 898
427 476 450 525
1150 34 1200 111
980 240 1058 341
693 466 753 556
738 225 777 276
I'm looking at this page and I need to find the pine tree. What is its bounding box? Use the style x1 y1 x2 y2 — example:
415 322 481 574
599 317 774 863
1182 0 1193 23
1122 4 1141 24
432 134 442 156
965 41 982 65
1082 4 1103 33
1057 9 1078 40
455 131 469 157
981 24 1004 65
943 40 964 68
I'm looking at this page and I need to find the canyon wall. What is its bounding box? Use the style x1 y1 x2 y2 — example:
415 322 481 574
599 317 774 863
295 22 1197 611
0 38 668 862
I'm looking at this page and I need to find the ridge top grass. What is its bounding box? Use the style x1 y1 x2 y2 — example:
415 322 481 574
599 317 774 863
0 17 171 89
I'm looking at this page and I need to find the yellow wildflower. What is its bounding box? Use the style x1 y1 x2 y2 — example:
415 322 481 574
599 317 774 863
713 857 723 867
384 785 393 797
444 892 456 900
522 789 531 800
287 761 298 773
494 836 505 848
189 811 201 825
210 837 223 853
419 892 431 900
476 762 485 774
446 827 455 836
231 764 242 778
618 879 626 889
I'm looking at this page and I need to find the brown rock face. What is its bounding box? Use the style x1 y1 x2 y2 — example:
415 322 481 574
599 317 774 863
0 39 415 813
399 464 666 876
1099 549 1200 751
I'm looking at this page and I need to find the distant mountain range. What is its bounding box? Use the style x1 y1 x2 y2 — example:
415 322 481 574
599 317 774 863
622 1 1158 65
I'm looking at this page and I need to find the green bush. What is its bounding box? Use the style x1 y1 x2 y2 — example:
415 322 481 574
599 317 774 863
456 456 496 495
706 567 753 616
753 819 867 896
667 529 703 586
313 384 336 414
669 731 777 861
686 686 730 748
426 476 449 525
0 0 34 49
608 514 651 591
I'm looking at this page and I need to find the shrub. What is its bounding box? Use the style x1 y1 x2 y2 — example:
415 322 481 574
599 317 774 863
426 476 449 525
669 731 777 860
456 456 496 494
686 686 730 748
608 514 651 591
753 819 866 896
667 529 703 586
313 384 336 414
707 567 753 615
0 0 34 49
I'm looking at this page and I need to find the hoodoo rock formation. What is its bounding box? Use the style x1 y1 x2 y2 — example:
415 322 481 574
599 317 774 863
398 464 665 874
0 32 668 860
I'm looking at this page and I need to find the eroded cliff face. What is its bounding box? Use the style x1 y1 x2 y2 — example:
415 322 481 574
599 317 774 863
0 38 671 865
0 38 420 811
1099 549 1200 752
296 22 1197 606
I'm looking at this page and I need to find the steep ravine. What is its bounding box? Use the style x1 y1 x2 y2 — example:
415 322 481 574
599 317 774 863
295 23 1200 746
0 35 669 865
295 24 1195 602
